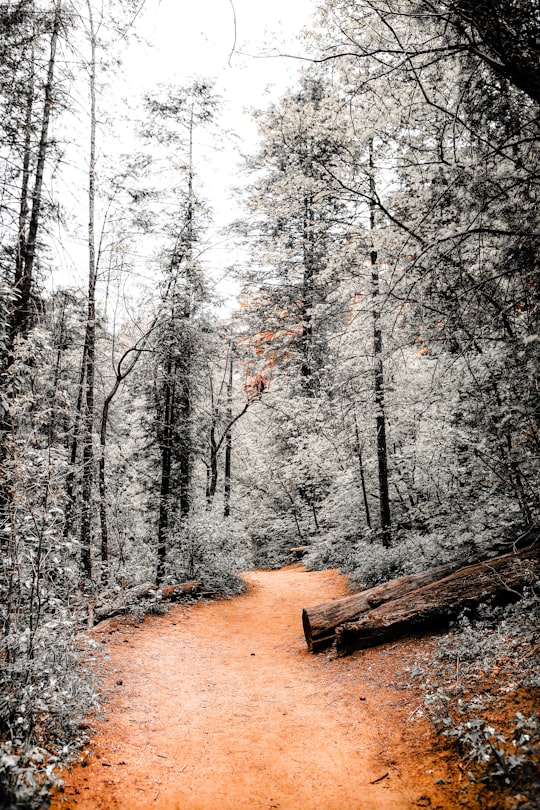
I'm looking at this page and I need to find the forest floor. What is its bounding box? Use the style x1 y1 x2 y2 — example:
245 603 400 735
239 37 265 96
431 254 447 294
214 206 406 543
49 565 488 810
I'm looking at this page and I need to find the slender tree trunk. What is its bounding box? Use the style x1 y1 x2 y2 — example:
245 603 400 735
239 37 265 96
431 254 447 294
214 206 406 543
491 383 533 526
301 195 316 394
207 410 218 503
63 343 87 538
98 341 151 583
80 1 97 580
178 370 192 518
284 486 304 542
224 346 233 517
15 39 35 304
48 292 69 444
206 348 253 512
0 6 60 518
14 3 60 339
369 139 391 548
354 415 371 529
98 397 112 583
157 366 174 584
178 104 195 519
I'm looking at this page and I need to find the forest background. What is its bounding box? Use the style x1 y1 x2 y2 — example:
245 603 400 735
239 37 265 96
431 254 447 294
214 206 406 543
0 0 538 806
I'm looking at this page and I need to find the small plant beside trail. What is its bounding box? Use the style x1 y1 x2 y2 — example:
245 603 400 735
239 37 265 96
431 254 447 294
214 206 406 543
0 624 101 810
408 591 540 809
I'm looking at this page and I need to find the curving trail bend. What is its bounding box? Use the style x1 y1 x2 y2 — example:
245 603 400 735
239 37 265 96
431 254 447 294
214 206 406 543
50 566 457 810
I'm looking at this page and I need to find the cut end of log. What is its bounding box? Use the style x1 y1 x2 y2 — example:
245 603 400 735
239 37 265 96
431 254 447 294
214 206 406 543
302 608 313 651
302 607 338 652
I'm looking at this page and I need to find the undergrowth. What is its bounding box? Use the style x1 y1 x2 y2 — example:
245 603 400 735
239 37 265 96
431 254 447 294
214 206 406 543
162 514 252 595
0 625 101 810
409 590 540 809
303 517 534 588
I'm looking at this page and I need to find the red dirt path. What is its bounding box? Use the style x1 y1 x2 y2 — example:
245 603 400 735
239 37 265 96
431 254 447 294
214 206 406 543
50 566 462 810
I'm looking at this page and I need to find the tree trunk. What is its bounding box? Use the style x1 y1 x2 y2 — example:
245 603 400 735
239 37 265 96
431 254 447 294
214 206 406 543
13 2 60 339
302 561 458 651
354 414 371 529
63 342 87 538
369 139 391 547
207 409 218 503
177 102 196 519
15 40 35 311
98 342 151 583
178 370 193 518
156 366 174 584
80 0 97 581
301 194 316 394
334 546 540 655
98 394 113 584
224 345 233 517
0 7 60 517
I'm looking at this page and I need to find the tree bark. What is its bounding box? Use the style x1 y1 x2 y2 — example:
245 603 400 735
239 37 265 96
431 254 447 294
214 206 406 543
354 414 371 529
302 560 459 651
156 364 174 584
79 0 97 581
99 342 153 584
15 38 35 310
301 193 316 394
13 2 60 339
224 345 233 517
177 101 196 519
369 138 391 547
334 546 540 655
207 409 218 502
0 5 60 517
63 342 87 538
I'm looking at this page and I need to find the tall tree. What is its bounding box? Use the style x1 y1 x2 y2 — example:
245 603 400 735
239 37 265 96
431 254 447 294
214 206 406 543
0 0 65 515
243 73 350 393
142 80 220 582
313 0 539 537
79 0 98 580
368 138 391 547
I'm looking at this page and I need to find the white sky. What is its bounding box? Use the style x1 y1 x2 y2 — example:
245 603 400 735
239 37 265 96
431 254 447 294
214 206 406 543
89 0 318 315
129 0 316 309
128 0 315 110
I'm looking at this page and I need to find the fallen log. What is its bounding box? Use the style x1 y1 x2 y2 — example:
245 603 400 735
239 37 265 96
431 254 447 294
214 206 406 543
159 581 199 600
302 561 458 651
92 580 203 624
335 545 540 655
94 582 158 622
291 546 309 560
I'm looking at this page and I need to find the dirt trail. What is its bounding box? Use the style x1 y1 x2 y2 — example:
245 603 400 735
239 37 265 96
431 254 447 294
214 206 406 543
50 567 459 810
